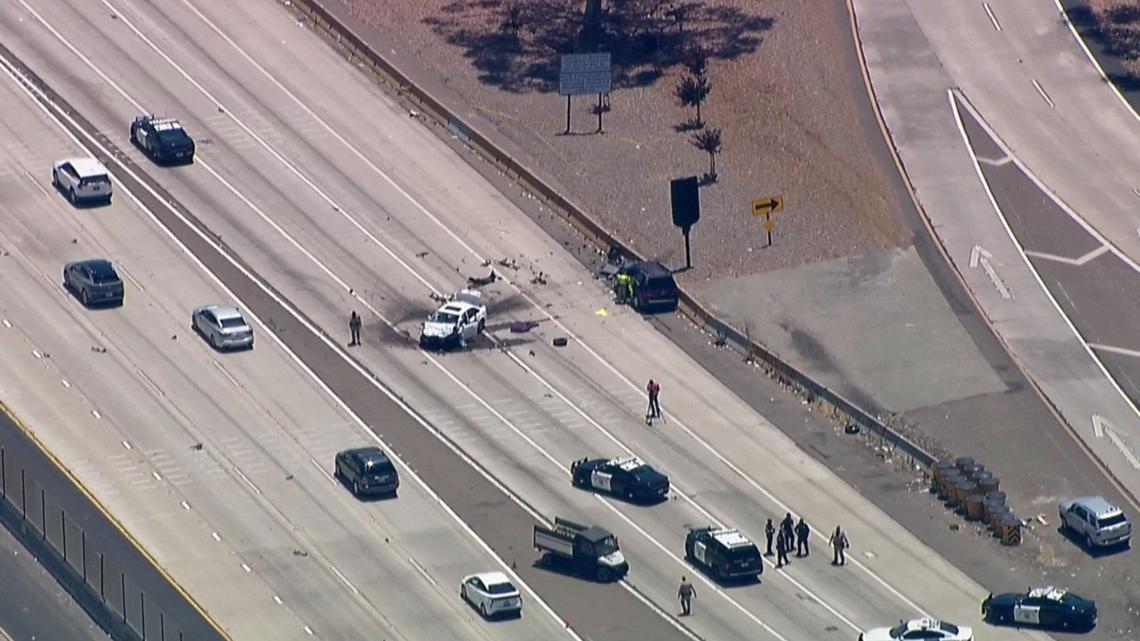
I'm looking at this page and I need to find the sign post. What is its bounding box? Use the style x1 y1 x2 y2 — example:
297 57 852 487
752 195 784 247
559 53 612 134
671 177 701 269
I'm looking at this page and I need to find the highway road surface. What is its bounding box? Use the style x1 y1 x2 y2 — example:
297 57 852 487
0 51 575 641
0 0 1071 640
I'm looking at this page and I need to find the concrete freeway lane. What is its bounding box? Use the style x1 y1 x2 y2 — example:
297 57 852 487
0 1 1061 640
0 62 573 641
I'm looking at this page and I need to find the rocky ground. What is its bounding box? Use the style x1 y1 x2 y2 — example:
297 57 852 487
340 0 910 286
1079 0 1140 82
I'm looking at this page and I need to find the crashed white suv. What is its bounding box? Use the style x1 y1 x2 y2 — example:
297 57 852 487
419 290 487 350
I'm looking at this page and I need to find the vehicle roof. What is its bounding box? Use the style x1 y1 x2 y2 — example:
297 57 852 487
437 301 479 314
342 446 390 463
1027 586 1069 601
899 618 957 633
580 525 615 543
624 260 672 275
59 157 108 177
709 528 754 548
199 305 245 321
144 116 185 131
609 456 647 472
1071 496 1123 517
69 258 114 270
470 571 512 586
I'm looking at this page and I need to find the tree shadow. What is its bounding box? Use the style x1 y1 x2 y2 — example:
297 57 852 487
673 118 704 132
423 0 775 93
1065 3 1140 77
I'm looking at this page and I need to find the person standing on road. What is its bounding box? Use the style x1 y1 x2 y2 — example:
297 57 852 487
348 310 362 346
764 518 775 556
646 379 661 421
678 575 696 616
616 272 633 304
829 525 849 566
795 518 810 557
775 528 789 567
780 512 795 554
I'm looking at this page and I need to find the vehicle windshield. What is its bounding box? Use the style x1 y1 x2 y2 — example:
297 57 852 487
88 265 119 283
1098 513 1128 527
219 317 247 329
156 129 191 145
630 467 660 482
485 582 515 595
364 459 393 474
595 536 618 556
429 311 459 324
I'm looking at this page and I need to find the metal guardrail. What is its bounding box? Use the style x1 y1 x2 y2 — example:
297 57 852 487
289 0 937 469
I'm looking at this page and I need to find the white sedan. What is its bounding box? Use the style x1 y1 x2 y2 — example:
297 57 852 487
460 571 521 618
859 618 973 641
419 290 487 350
192 305 254 351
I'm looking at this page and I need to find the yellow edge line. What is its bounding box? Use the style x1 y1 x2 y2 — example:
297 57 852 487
0 400 234 641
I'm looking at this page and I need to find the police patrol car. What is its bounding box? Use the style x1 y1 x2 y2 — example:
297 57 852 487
685 526 763 581
570 456 670 503
130 114 196 164
859 618 973 641
982 586 1097 630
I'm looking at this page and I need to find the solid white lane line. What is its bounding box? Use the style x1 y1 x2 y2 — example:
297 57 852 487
1054 0 1140 124
233 468 262 495
1023 245 1109 266
310 458 337 485
982 3 1001 32
273 595 284 605
0 40 581 640
210 531 221 541
1031 78 1055 108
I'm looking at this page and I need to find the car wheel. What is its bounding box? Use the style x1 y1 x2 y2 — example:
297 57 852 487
595 566 612 582
479 603 487 618
80 289 89 305
51 170 58 188
1085 533 1095 549
633 295 643 311
1058 511 1067 532
352 480 360 496
477 319 485 333
68 187 76 204
333 464 342 481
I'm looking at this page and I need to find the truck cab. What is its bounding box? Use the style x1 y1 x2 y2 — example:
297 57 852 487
534 516 629 582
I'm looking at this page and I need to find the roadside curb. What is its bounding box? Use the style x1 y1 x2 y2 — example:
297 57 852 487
288 0 938 469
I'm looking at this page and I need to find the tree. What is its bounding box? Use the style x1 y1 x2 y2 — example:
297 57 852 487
683 47 708 78
691 127 722 180
501 2 524 39
674 73 711 126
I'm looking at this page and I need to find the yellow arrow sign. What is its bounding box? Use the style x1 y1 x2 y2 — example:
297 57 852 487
752 196 784 216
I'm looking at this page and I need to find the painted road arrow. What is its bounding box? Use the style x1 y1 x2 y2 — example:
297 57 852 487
1092 414 1140 469
970 244 1011 300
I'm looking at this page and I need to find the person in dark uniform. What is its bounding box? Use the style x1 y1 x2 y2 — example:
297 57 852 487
775 529 789 567
348 310 362 346
764 518 775 556
677 575 696 616
829 525 849 566
795 518 810 557
780 513 795 554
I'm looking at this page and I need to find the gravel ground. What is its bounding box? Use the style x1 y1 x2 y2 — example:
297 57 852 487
341 0 908 286
1080 1 1140 77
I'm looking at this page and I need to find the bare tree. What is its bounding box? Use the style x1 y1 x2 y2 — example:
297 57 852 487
674 73 711 126
691 127 723 180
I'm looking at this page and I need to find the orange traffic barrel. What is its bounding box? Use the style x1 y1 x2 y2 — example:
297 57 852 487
954 480 977 507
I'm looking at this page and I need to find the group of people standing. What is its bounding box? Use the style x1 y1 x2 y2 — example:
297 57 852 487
764 513 849 568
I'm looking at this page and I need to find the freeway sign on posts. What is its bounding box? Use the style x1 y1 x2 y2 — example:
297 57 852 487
752 195 784 247
559 53 612 134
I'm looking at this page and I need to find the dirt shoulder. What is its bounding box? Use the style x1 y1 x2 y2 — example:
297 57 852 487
340 0 909 285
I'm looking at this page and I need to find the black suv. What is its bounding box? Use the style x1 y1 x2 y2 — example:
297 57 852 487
619 261 679 312
685 526 763 581
334 447 400 497
131 115 196 164
63 259 124 307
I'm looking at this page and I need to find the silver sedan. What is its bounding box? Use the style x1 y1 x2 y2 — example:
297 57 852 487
191 305 254 351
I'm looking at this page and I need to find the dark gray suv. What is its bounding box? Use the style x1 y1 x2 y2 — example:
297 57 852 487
619 261 679 313
335 446 400 497
64 259 124 306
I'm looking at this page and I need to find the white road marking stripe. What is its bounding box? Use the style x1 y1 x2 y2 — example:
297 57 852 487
328 565 359 595
408 557 436 586
233 468 262 495
241 562 252 573
1031 79 1055 108
1089 343 1140 359
982 3 1001 31
1023 245 1109 266
310 458 337 485
181 501 191 511
303 625 314 636
121 440 131 450
211 531 221 541
976 156 1012 166
273 595 283 605
1105 429 1140 469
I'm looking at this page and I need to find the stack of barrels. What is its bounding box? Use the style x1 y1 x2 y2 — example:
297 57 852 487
931 457 1020 545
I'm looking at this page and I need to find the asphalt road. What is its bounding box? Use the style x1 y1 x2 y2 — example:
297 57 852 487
0 518 109 641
